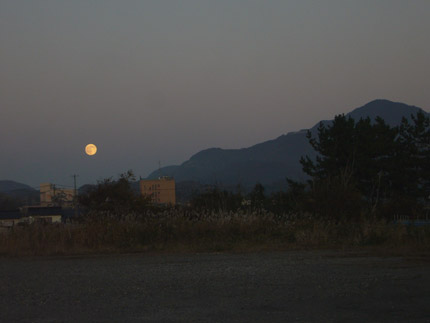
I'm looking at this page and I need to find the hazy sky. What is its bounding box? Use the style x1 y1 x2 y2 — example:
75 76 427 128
1 0 429 187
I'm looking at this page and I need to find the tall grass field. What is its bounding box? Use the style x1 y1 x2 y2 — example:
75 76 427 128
1 209 429 256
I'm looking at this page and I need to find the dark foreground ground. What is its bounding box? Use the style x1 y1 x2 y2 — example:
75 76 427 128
0 251 429 322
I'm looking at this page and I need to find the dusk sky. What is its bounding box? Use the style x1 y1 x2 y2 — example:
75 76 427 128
1 0 429 188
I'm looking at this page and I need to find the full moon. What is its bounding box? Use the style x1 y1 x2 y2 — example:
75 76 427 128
85 144 97 156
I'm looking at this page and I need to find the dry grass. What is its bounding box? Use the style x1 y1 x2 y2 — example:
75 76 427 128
0 210 429 256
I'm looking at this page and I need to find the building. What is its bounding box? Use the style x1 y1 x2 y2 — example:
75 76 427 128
22 206 63 224
140 176 176 205
0 207 74 229
0 207 62 227
40 183 75 207
0 210 22 228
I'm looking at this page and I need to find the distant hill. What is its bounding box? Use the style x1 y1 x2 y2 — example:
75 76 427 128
147 100 428 189
0 180 39 208
0 180 35 193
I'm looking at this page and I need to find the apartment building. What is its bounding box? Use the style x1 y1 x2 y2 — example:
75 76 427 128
40 183 75 207
140 176 176 205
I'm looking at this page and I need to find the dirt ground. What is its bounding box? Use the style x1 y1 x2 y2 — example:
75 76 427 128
0 250 429 322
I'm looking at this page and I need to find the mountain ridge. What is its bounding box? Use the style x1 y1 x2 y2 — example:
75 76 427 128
147 99 428 187
0 180 36 193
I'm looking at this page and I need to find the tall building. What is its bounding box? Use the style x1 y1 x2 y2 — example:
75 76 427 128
40 183 75 207
140 176 176 205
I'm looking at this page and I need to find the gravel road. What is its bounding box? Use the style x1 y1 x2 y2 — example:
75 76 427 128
0 251 429 322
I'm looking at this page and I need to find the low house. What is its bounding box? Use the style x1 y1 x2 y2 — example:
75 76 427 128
21 206 62 224
0 210 22 228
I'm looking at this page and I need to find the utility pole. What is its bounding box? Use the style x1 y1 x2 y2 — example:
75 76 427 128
71 174 79 219
72 174 78 197
52 184 56 206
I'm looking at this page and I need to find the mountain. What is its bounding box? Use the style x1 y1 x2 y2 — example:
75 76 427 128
0 180 39 208
147 100 428 188
347 99 425 126
0 180 35 193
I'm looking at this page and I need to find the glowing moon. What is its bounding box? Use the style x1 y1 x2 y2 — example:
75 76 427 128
85 144 97 156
